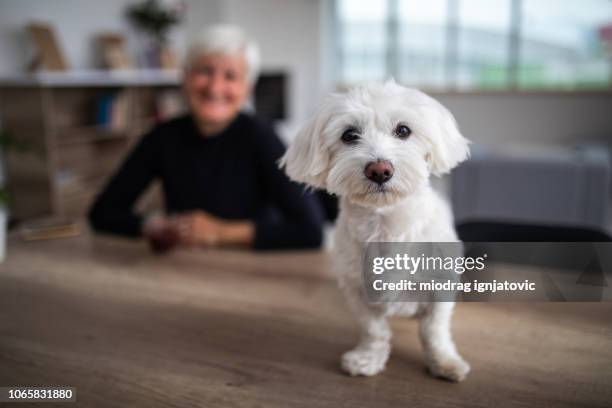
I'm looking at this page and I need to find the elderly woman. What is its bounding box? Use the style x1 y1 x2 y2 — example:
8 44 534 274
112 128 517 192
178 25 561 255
89 25 324 251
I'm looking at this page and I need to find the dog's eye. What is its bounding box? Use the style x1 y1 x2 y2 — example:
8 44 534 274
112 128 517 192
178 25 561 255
341 128 360 144
395 125 412 139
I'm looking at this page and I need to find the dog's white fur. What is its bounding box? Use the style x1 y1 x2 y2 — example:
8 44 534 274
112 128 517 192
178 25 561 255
280 80 470 381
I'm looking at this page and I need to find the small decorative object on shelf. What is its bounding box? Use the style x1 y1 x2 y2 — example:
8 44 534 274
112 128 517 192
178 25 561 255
126 0 185 69
98 33 132 70
26 22 69 72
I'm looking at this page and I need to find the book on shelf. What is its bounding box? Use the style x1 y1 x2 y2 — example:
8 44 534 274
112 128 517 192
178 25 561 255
95 91 130 133
110 91 129 132
19 216 80 241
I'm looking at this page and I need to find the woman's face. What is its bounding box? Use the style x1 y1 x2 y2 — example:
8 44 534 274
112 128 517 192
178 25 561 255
184 52 250 133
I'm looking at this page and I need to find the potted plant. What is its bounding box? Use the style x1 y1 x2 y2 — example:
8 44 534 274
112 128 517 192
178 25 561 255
126 0 185 69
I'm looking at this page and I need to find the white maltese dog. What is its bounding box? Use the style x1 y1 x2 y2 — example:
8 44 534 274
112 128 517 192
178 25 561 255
280 80 471 382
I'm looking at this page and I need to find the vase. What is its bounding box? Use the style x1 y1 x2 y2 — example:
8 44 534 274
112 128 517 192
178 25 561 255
0 205 6 262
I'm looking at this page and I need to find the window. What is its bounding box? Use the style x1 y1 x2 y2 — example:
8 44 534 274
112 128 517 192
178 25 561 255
397 0 448 88
520 0 612 89
335 0 612 90
337 0 389 83
457 0 512 89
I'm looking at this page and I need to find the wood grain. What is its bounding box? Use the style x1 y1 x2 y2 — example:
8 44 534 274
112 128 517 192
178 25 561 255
0 233 611 407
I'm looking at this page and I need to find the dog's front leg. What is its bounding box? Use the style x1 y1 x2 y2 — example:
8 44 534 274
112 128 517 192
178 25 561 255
419 302 470 382
341 305 391 377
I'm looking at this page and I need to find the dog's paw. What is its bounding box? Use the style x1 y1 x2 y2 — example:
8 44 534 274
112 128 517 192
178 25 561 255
427 355 470 382
341 347 389 377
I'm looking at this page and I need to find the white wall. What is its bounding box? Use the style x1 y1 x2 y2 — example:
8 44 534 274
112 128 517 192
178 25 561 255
435 92 612 151
1 0 611 151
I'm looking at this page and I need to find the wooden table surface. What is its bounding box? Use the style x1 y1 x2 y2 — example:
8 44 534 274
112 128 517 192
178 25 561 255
1 233 611 407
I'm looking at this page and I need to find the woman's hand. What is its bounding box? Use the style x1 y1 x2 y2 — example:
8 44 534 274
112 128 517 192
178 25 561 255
174 211 255 248
174 210 223 247
142 214 181 254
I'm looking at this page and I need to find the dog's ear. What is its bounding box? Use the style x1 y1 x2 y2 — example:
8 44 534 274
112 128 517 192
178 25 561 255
424 98 470 176
279 107 331 189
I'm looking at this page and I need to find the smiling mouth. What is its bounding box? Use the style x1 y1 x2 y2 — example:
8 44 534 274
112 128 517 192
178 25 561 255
199 92 225 101
200 97 225 104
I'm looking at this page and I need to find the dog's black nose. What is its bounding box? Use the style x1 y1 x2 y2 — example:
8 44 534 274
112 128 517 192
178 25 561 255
365 160 394 185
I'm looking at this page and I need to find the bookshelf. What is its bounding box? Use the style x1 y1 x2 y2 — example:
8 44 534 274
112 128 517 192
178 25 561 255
0 69 185 221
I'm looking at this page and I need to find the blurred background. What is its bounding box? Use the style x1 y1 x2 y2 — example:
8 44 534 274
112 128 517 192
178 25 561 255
0 0 611 254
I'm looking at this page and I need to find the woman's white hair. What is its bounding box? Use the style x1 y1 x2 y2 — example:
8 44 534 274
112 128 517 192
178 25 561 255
185 24 260 85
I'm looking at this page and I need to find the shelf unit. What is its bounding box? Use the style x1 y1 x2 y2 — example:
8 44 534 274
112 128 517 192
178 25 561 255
0 70 185 221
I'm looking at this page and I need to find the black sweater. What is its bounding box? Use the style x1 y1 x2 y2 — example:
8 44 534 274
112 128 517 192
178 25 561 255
88 113 324 250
